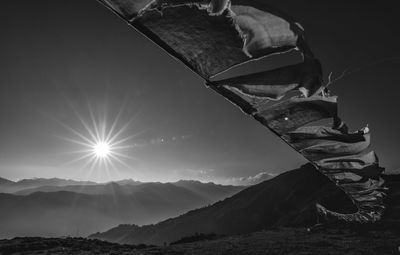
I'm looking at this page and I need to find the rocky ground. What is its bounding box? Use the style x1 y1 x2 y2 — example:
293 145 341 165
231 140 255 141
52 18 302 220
1 227 399 255
0 237 148 255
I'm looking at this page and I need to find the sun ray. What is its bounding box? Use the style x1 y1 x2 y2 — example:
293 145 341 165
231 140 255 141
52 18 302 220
55 149 96 155
106 157 117 172
61 153 95 167
109 153 133 169
67 99 99 142
112 145 136 150
105 98 128 142
108 119 134 145
111 151 135 160
107 109 143 145
109 129 148 147
87 101 102 141
55 120 96 146
55 136 94 148
81 155 97 170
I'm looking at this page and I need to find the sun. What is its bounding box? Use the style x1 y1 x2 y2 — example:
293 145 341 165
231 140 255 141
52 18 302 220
56 100 146 175
93 142 111 158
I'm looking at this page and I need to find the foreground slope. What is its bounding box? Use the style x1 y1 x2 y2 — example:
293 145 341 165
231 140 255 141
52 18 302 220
2 227 400 255
90 164 359 245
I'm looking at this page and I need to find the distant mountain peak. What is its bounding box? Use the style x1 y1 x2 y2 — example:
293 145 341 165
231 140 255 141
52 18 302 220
114 179 142 185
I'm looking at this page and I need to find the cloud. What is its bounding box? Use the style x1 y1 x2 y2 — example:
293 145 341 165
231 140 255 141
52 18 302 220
224 172 277 186
176 168 276 186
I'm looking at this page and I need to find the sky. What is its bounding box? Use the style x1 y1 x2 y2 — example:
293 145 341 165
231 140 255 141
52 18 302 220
0 1 399 184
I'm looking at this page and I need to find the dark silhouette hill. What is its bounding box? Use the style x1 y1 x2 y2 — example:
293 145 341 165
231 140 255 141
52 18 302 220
90 164 399 245
0 181 243 238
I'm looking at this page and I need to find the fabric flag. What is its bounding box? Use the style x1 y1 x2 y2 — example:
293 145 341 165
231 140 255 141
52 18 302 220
213 58 322 100
98 0 387 223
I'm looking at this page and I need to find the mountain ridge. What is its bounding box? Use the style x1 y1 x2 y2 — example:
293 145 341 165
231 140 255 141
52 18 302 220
0 176 245 194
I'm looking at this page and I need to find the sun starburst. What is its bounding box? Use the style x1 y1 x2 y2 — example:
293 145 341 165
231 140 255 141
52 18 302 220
54 98 146 178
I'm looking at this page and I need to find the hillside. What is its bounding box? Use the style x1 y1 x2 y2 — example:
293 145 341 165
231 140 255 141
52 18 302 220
0 181 243 238
89 164 351 244
90 164 400 245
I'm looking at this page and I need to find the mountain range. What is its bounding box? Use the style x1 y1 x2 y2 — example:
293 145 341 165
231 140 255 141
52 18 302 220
0 178 97 193
0 178 243 238
2 165 398 244
90 164 400 245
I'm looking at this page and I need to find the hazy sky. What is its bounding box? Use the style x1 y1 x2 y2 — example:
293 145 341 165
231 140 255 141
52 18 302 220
1 1 399 183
